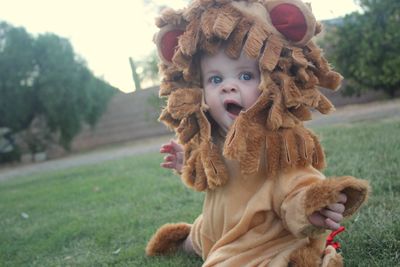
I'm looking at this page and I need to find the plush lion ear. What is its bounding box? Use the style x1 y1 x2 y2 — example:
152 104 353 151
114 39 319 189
154 25 184 65
265 0 316 45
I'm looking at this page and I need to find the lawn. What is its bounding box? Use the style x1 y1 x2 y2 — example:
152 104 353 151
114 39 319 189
0 118 399 266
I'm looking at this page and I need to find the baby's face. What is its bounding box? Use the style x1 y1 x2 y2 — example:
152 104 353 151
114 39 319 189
201 49 261 132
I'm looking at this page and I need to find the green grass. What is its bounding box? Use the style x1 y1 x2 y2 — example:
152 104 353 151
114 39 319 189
0 118 399 266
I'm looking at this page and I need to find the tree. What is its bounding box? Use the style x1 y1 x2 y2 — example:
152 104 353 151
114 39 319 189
0 22 116 159
129 50 160 90
327 0 400 97
129 57 142 91
0 22 36 132
33 33 115 148
137 50 159 86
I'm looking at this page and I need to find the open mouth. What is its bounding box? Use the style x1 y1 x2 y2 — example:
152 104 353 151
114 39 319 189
224 101 243 117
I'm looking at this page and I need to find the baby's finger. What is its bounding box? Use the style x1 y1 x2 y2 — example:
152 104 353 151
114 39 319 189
327 203 345 213
160 144 174 154
325 218 340 231
308 212 326 228
337 193 347 203
320 208 343 223
160 162 175 169
164 155 176 162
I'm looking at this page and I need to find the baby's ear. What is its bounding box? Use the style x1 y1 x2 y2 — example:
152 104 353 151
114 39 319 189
154 8 186 65
265 0 317 46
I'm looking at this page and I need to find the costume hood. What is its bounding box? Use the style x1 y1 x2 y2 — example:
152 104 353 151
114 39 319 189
154 0 343 191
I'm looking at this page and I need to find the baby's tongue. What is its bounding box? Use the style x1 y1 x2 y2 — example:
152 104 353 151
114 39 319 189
227 103 243 116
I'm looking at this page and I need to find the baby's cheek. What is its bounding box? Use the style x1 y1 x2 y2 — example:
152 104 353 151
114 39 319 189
203 88 213 105
246 91 261 108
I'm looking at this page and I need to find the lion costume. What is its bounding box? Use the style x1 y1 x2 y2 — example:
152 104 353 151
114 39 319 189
145 1 370 266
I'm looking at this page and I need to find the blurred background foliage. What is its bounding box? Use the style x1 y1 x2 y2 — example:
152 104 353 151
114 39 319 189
320 0 400 97
0 22 116 162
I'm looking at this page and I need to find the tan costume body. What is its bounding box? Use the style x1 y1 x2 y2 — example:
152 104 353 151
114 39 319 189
190 134 325 266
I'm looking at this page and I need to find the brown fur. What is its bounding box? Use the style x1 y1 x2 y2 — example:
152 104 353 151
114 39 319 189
167 88 202 120
244 24 270 59
290 105 312 121
201 141 229 189
146 223 191 256
225 18 253 59
201 7 220 40
177 115 199 144
155 8 183 28
260 36 283 72
321 246 344 267
172 49 192 71
213 5 242 40
289 237 325 267
179 18 201 57
158 108 180 130
288 236 343 267
182 143 207 191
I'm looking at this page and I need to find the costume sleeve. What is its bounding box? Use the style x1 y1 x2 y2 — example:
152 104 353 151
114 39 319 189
274 167 370 238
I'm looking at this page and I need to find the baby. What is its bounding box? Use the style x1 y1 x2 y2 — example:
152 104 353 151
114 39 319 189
162 49 347 233
160 48 347 260
147 1 369 266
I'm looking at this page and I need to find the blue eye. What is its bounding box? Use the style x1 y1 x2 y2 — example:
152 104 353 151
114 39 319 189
240 72 253 81
210 76 223 84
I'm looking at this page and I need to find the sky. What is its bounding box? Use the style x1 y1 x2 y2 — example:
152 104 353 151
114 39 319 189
0 0 361 93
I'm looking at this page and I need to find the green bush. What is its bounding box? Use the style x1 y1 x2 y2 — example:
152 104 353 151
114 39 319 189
326 0 400 97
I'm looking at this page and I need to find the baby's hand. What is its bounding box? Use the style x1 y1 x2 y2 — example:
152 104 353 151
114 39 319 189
160 139 184 172
308 193 347 231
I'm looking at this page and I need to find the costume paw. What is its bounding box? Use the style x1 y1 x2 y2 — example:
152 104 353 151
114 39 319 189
289 239 343 267
321 245 343 267
304 176 370 218
288 245 322 267
146 223 191 256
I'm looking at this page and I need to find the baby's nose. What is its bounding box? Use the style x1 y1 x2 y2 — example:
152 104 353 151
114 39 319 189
221 80 238 93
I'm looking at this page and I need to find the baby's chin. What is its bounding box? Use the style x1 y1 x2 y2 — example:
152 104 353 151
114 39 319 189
219 116 237 134
210 110 242 134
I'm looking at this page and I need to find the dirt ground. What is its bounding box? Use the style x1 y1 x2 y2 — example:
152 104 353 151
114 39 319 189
0 98 399 182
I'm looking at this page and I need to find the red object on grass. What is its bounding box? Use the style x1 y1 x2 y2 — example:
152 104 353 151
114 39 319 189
326 226 346 251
